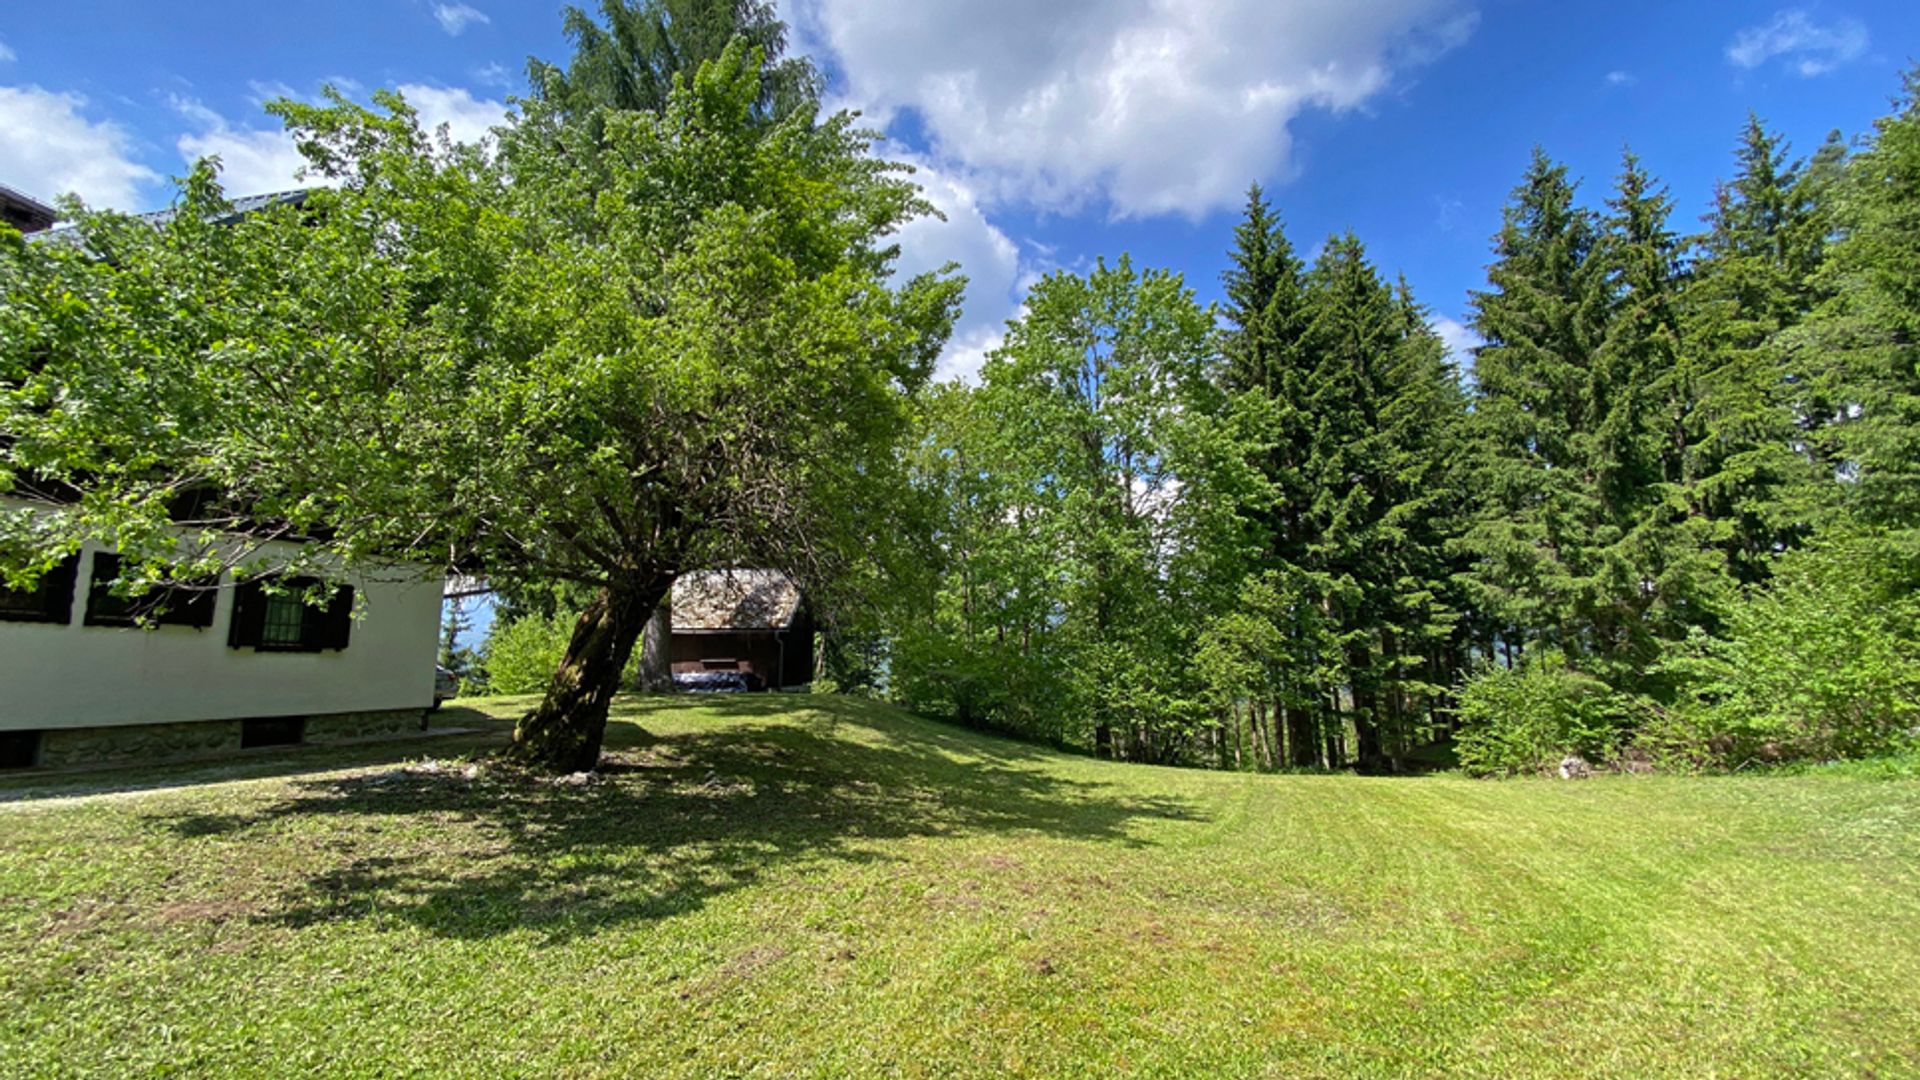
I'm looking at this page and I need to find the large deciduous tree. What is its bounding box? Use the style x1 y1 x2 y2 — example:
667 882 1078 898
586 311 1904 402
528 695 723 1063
0 42 961 771
531 0 821 122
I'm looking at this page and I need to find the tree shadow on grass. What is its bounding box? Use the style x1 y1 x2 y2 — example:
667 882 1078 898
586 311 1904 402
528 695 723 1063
145 696 1203 944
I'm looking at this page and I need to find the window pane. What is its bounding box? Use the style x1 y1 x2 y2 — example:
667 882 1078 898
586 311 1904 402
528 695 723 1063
261 593 309 646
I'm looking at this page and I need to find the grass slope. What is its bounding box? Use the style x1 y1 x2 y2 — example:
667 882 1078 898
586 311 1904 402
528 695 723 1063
3 695 1918 1078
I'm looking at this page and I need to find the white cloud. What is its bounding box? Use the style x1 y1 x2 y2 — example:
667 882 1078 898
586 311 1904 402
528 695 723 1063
890 158 1027 383
1726 10 1868 77
0 85 158 210
1431 314 1481 371
472 61 514 89
395 83 508 147
433 3 490 36
1604 70 1636 87
172 84 505 196
0 39 16 63
172 94 313 196
791 0 1476 220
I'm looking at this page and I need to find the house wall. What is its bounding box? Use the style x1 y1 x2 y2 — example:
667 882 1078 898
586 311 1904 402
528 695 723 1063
0 532 443 734
669 622 813 689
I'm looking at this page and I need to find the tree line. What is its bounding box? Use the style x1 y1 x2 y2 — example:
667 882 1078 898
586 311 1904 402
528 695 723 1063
4 0 1918 774
881 72 1920 774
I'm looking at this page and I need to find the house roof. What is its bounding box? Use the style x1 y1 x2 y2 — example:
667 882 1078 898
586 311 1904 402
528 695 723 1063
29 188 313 245
671 570 803 632
0 183 59 234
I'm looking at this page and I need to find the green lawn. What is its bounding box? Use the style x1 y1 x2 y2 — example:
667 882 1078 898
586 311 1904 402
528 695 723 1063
4 695 1918 1078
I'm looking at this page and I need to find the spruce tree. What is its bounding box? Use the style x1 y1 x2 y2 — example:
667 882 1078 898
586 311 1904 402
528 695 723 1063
1593 152 1726 667
1459 150 1609 667
1807 67 1920 527
1217 186 1326 765
1684 118 1841 578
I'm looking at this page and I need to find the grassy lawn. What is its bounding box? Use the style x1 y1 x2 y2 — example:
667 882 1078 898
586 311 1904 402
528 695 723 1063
4 695 1918 1078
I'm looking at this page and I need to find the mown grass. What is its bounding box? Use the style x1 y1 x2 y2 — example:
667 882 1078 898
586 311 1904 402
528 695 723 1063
3 694 1918 1078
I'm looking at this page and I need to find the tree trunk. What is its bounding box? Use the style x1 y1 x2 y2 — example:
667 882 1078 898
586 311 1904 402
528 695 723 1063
508 575 668 773
1324 691 1346 769
637 599 673 692
1347 641 1386 773
1287 701 1317 768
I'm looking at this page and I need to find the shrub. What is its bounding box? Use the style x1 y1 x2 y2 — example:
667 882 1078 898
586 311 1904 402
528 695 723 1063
479 610 643 695
1654 530 1920 767
1453 655 1629 777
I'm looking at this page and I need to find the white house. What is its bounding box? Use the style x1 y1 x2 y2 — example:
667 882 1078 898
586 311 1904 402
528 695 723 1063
0 500 444 770
2 185 446 771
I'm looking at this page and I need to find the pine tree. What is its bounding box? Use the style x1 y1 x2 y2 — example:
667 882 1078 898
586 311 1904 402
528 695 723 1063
1593 152 1727 668
1217 186 1327 765
1460 150 1609 667
1684 118 1842 579
1806 67 1920 528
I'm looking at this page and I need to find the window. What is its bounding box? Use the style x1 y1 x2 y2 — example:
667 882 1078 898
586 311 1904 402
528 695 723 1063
227 576 354 652
0 730 41 769
0 555 78 625
240 716 305 748
83 553 218 629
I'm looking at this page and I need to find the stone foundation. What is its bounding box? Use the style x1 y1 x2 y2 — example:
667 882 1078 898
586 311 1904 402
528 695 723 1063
28 706 430 769
305 708 427 743
39 719 244 768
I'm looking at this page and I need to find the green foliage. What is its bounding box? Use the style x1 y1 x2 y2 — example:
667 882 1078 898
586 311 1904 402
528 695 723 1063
481 608 644 695
894 257 1231 762
1 37 959 766
1803 66 1920 528
1652 530 1920 766
532 0 821 122
480 612 579 695
1454 655 1630 776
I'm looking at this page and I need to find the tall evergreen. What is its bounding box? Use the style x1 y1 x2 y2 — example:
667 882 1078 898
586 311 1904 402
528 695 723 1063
1808 67 1920 527
1217 186 1326 764
1684 118 1843 578
1460 150 1609 667
1594 153 1727 663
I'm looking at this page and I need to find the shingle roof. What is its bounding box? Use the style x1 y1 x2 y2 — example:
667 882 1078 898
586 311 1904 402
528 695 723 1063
671 570 803 632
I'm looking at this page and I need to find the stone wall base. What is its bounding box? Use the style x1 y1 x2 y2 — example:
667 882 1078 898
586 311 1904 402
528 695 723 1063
304 708 428 744
30 707 429 769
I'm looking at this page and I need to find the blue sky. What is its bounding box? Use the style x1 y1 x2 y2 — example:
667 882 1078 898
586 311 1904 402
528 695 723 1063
2 2 1912 649
3 2 1915 377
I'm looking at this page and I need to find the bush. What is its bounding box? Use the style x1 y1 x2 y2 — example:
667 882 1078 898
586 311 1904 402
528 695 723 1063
1654 530 1920 767
1453 655 1629 777
479 610 644 695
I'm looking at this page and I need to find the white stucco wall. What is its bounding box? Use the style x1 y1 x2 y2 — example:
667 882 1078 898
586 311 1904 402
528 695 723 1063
0 536 444 732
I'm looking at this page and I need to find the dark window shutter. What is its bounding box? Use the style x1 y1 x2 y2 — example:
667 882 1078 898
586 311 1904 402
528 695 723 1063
228 580 266 648
84 552 127 626
175 583 218 629
323 585 354 650
41 554 78 625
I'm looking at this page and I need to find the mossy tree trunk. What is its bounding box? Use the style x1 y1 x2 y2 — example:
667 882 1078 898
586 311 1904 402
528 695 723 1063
508 573 672 772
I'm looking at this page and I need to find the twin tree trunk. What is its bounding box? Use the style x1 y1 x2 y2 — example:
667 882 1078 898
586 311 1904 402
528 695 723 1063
507 574 674 773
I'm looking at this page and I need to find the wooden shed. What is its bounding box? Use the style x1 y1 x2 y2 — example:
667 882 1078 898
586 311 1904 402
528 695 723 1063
668 570 813 691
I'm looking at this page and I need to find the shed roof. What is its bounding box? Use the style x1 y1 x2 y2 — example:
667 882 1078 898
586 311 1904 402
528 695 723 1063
671 570 802 632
